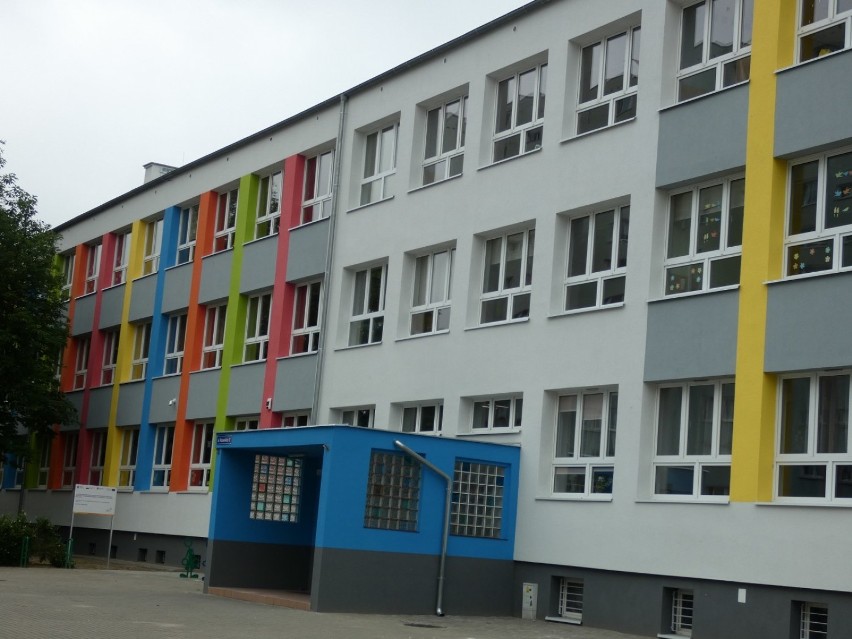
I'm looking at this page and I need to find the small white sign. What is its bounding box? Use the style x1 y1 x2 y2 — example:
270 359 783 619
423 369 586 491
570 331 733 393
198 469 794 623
73 484 117 516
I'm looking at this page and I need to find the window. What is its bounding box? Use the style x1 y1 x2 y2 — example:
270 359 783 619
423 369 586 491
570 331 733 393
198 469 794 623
37 439 50 488
349 264 387 346
402 403 443 434
577 27 640 134
670 589 694 637
130 322 151 380
777 372 852 501
665 177 744 294
283 412 310 428
60 432 77 488
654 381 734 499
84 243 101 295
142 218 163 276
565 206 629 310
341 407 374 428
101 330 119 385
176 205 198 265
678 0 753 101
89 430 106 485
291 281 322 354
553 390 618 497
451 460 505 538
118 427 139 488
188 422 214 489
255 171 282 238
799 0 852 61
244 292 272 362
471 396 523 431
202 304 227 369
235 416 259 431
493 64 546 162
360 123 398 205
151 424 174 490
557 578 584 623
786 149 852 277
60 253 74 300
214 188 238 252
799 602 828 639
364 451 421 531
481 229 534 324
301 150 333 225
112 232 130 285
410 248 453 336
164 314 187 375
73 336 90 390
423 96 467 185
250 454 302 522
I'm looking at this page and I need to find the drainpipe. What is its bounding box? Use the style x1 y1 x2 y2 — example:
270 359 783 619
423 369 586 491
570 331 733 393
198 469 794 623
394 440 450 616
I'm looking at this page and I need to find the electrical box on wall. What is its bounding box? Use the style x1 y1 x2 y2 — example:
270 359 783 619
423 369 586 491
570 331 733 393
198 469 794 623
522 582 538 620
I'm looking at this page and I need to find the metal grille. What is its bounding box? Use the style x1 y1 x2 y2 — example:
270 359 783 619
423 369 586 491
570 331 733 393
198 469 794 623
451 460 505 538
250 455 302 522
557 578 584 620
672 589 694 636
801 603 828 639
363 451 421 531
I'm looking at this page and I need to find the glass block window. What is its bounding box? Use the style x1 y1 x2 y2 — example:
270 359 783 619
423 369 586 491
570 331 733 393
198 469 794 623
451 460 505 538
363 451 421 531
250 455 302 522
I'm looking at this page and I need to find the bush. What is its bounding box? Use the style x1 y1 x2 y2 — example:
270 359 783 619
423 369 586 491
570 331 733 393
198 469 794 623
0 513 68 567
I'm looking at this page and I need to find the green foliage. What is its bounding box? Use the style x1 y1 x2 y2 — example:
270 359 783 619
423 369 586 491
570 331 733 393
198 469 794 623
0 513 67 567
0 141 77 461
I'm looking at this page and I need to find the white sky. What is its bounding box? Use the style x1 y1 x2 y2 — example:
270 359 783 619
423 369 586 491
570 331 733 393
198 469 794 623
3 0 532 228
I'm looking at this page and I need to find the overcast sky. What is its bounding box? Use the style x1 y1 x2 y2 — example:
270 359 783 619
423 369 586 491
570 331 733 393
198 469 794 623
3 0 531 229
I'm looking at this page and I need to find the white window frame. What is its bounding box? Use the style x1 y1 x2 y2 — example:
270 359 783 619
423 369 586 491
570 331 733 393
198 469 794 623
556 577 584 623
176 204 198 265
401 403 443 434
202 304 227 369
73 336 90 390
188 422 214 490
60 253 75 300
291 280 322 354
552 390 618 499
61 432 78 489
164 313 187 376
36 438 51 488
142 217 163 276
653 380 735 501
492 63 547 162
799 602 829 639
671 589 694 637
283 412 310 428
470 395 523 432
101 330 119 385
214 188 239 253
84 243 101 295
118 427 139 489
665 176 745 295
677 0 754 102
349 264 387 346
576 26 640 135
151 424 174 491
255 171 283 239
112 231 130 285
341 407 374 428
89 430 107 485
234 416 259 431
480 228 534 325
244 292 272 362
798 0 852 62
130 322 151 381
423 96 467 185
410 248 453 336
301 150 334 225
360 123 398 206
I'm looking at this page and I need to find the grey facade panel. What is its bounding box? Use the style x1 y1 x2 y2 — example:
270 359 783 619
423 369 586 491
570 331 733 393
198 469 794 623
98 285 125 329
69 528 207 569
775 50 852 158
128 274 157 323
206 540 312 591
644 290 739 381
286 219 329 282
161 263 192 314
273 355 318 412
656 84 748 188
765 272 852 372
86 386 114 429
116 381 145 426
149 376 182 424
65 391 84 425
199 251 233 305
227 363 265 415
186 369 221 420
71 294 96 336
240 236 277 294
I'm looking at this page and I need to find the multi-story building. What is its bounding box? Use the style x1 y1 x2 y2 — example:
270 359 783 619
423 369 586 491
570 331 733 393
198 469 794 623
3 0 852 635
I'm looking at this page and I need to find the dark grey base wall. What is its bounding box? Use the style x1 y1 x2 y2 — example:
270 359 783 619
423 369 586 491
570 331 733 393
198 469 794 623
514 562 852 639
60 527 207 569
206 540 312 591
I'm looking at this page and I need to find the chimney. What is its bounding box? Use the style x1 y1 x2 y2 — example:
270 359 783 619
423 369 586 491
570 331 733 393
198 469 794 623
143 162 177 184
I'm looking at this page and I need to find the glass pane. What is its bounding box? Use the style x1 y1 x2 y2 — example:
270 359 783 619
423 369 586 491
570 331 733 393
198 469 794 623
524 126 543 152
435 306 451 331
370 316 383 344
686 385 714 455
825 151 852 229
483 237 502 293
553 467 585 493
722 56 751 86
577 104 609 134
843 234 852 268
780 377 811 454
442 100 460 154
317 152 332 196
630 28 640 87
801 0 830 26
700 465 730 495
668 192 693 258
566 282 597 310
410 311 432 336
425 107 440 159
257 176 269 218
493 398 511 428
592 467 614 493
666 263 704 295
741 0 753 46
710 255 741 288
504 232 523 289
728 178 745 247
525 230 535 287
613 95 637 123
680 1 707 69
709 0 735 59
817 375 849 454
555 395 577 458
516 69 536 125
835 465 852 498
493 134 521 161
568 216 589 277
697 185 723 253
379 126 396 173
778 465 826 497
655 465 694 495
307 283 320 326
602 276 625 305
841 0 852 13
402 408 417 433
603 33 627 95
800 23 847 62
580 394 603 457
580 43 601 103
591 210 615 272
421 405 437 432
538 65 547 119
495 77 514 133
617 207 630 267
303 156 317 199
481 297 507 324
657 387 683 455
607 392 618 457
511 293 531 319
787 239 833 276
294 287 307 330
449 155 464 177
514 398 523 427
431 251 449 303
349 318 369 345
678 67 717 101
367 266 383 313
413 255 429 306
352 270 366 315
423 162 441 185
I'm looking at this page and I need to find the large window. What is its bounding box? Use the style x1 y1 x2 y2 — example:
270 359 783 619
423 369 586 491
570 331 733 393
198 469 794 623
235 416 259 431
283 412 310 428
786 149 852 277
401 403 443 434
552 390 618 498
451 460 505 538
301 150 333 225
777 372 852 501
341 407 374 428
130 322 151 380
360 124 398 206
89 430 106 485
176 204 198 265
255 171 282 238
118 427 139 488
481 229 534 324
364 451 421 531
349 264 386 346
101 329 119 385
654 381 734 499
423 96 467 185
142 218 163 276
291 281 322 355
188 422 214 489
471 396 523 432
665 177 744 294
677 0 753 101
799 0 852 61
577 27 640 134
60 253 74 300
202 304 226 369
565 206 629 310
61 432 78 488
73 336 90 390
164 314 187 375
214 188 238 253
84 243 101 295
151 424 174 490
493 63 547 162
410 248 453 336
250 454 302 522
112 231 130 285
244 292 272 362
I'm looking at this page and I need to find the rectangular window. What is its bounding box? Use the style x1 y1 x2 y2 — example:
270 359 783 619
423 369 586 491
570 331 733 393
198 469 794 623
471 396 523 431
553 390 618 498
101 330 119 385
451 460 505 538
118 427 139 488
493 64 547 162
349 264 387 346
341 407 374 428
255 171 283 239
577 27 640 134
678 0 753 101
130 322 151 380
84 243 101 295
151 424 174 490
61 432 78 488
164 314 187 375
202 304 227 369
481 228 534 324
60 253 75 300
283 412 310 428
799 602 828 639
423 96 467 185
214 188 238 253
235 416 259 431
786 149 852 277
665 177 745 294
73 336 90 390
654 381 735 499
671 589 694 637
360 123 398 206
37 439 50 488
301 150 334 225
250 454 302 522
189 422 214 489
89 430 107 485
799 0 852 61
244 292 272 362
112 232 130 285
176 204 198 265
410 248 453 336
401 403 443 434
557 578 584 622
142 218 163 276
566 206 629 310
364 451 421 531
291 281 322 354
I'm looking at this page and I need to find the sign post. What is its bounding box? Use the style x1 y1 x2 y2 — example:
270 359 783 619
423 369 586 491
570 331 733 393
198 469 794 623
70 485 118 569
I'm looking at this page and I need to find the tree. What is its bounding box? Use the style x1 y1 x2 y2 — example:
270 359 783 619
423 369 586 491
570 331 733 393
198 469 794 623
0 142 77 463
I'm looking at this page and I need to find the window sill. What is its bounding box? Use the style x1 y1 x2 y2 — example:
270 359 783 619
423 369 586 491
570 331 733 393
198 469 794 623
234 359 267 368
407 173 463 195
648 284 739 304
560 116 635 145
243 233 279 247
780 44 851 74
545 616 582 625
550 302 624 319
288 216 329 232
635 497 729 505
457 428 521 437
465 317 530 332
103 281 127 291
346 195 395 214
770 268 852 285
156 372 181 379
538 494 613 503
336 341 383 352
661 78 749 112
478 146 542 172
395 330 450 343
278 351 319 361
131 271 158 283
757 499 852 508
